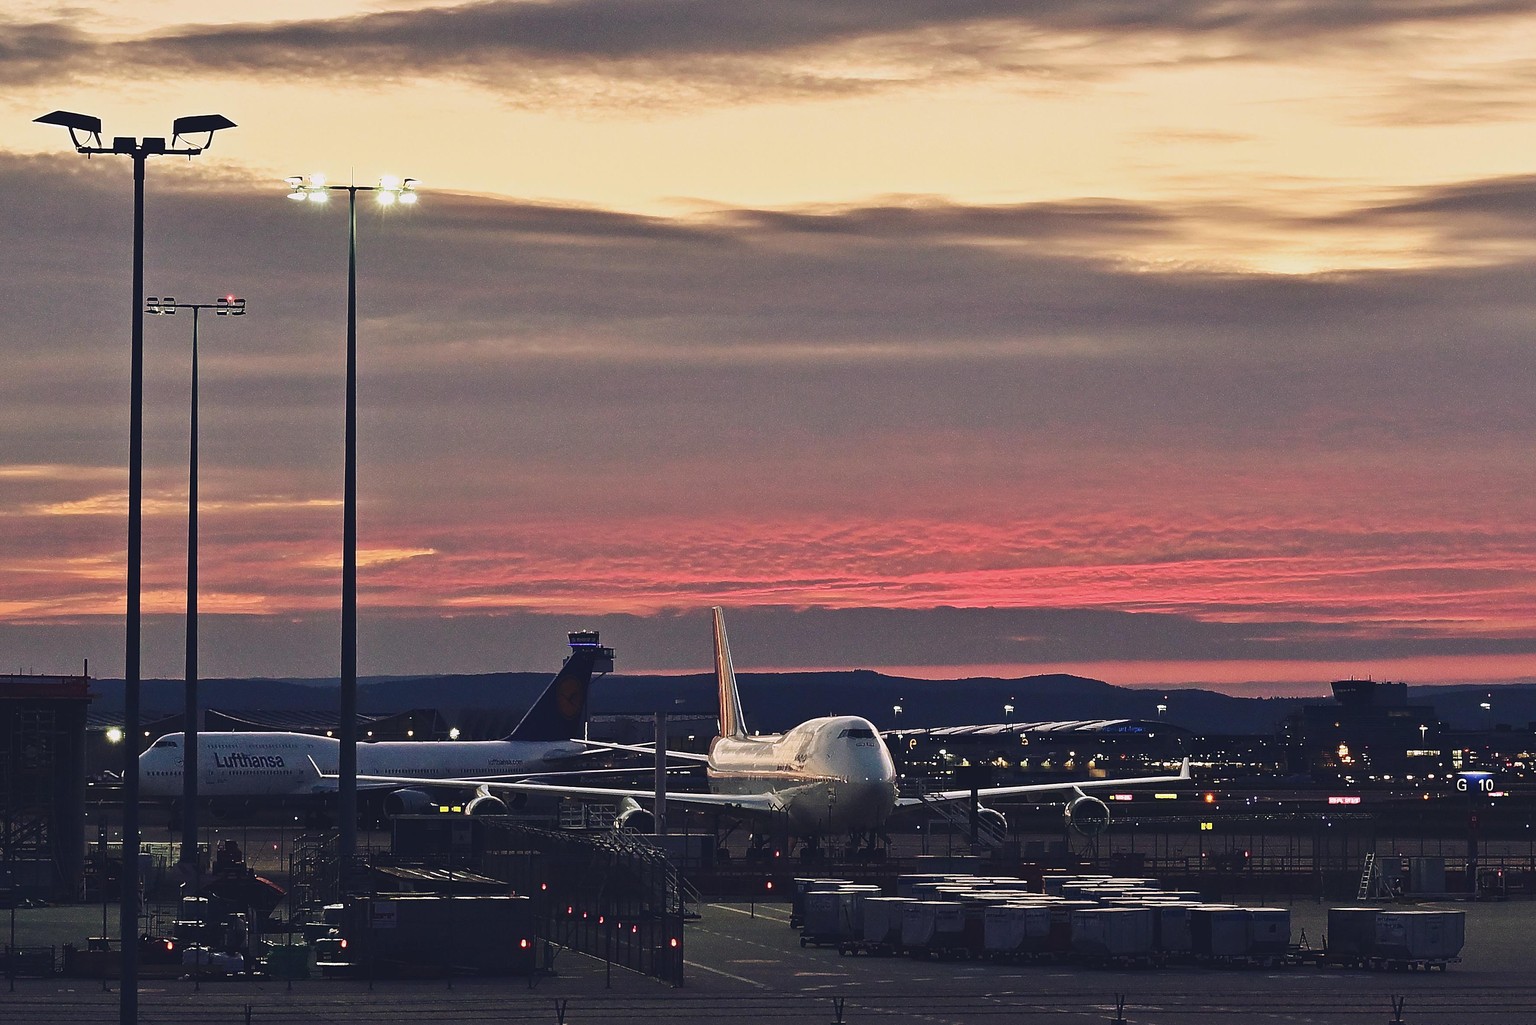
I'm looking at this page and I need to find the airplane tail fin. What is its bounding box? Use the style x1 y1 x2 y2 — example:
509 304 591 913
713 607 748 739
504 631 615 742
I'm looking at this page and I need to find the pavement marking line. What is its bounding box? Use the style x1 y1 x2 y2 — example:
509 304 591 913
707 903 792 922
683 958 771 988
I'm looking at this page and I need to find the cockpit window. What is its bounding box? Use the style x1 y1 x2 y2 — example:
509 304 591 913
838 728 875 739
152 738 179 749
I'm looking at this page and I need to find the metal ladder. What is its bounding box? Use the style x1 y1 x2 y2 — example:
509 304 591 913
1357 852 1384 900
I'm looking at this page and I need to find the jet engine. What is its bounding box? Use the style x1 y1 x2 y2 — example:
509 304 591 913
613 796 656 834
1063 793 1111 836
464 792 509 816
383 788 434 817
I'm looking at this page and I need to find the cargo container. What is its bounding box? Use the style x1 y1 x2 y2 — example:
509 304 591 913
982 903 1055 960
1070 907 1155 961
790 878 851 929
801 889 853 947
1153 903 1192 955
1246 908 1291 958
1189 906 1249 959
845 896 912 955
1408 857 1446 894
901 901 967 958
1322 907 1464 970
1374 910 1465 962
1325 907 1382 959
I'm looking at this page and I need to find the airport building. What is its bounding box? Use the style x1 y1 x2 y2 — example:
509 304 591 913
1280 680 1444 782
0 673 90 898
888 718 1193 786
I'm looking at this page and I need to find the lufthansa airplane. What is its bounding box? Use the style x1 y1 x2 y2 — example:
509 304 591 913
440 609 1188 844
139 631 614 816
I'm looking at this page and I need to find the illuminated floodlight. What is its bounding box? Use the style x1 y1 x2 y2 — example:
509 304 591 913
286 173 333 202
286 172 418 207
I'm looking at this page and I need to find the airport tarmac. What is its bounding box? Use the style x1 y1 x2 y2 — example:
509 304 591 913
3 897 1534 1023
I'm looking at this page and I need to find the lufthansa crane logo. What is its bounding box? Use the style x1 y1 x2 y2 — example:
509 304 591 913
557 676 584 720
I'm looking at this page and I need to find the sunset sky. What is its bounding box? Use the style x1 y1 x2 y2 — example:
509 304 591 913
3 1 1535 697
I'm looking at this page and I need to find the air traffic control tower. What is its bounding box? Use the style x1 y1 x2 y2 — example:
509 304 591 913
1 673 89 900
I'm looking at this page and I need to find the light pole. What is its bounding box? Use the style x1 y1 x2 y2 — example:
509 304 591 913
145 295 246 885
284 174 417 875
35 109 233 1025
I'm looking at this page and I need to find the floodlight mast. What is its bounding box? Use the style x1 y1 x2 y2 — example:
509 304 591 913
283 173 417 881
145 297 247 885
35 109 233 1025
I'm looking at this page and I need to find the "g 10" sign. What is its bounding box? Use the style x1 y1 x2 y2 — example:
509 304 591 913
1456 771 1495 793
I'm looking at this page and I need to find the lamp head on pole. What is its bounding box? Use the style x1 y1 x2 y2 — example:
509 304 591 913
285 174 331 202
171 114 237 150
34 110 102 150
39 110 234 155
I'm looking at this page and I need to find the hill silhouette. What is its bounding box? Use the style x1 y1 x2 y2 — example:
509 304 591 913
87 669 1320 735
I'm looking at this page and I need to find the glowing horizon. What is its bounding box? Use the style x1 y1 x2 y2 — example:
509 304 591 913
3 2 1535 689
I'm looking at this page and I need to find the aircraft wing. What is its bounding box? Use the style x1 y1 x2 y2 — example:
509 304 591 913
574 739 713 764
897 758 1191 807
468 778 785 814
315 759 774 811
379 773 783 813
310 760 695 790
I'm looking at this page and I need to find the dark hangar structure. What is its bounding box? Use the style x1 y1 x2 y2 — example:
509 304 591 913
1 673 90 899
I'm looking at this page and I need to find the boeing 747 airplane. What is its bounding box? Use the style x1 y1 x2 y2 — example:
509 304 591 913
139 631 614 818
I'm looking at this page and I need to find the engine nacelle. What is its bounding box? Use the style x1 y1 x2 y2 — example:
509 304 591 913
613 796 655 834
1064 794 1111 837
464 792 508 816
383 788 434 817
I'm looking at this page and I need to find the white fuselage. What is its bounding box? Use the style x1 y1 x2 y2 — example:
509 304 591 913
139 731 587 799
707 715 898 834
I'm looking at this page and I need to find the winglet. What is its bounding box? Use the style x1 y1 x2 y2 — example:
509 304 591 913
713 607 748 739
1178 757 1191 780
